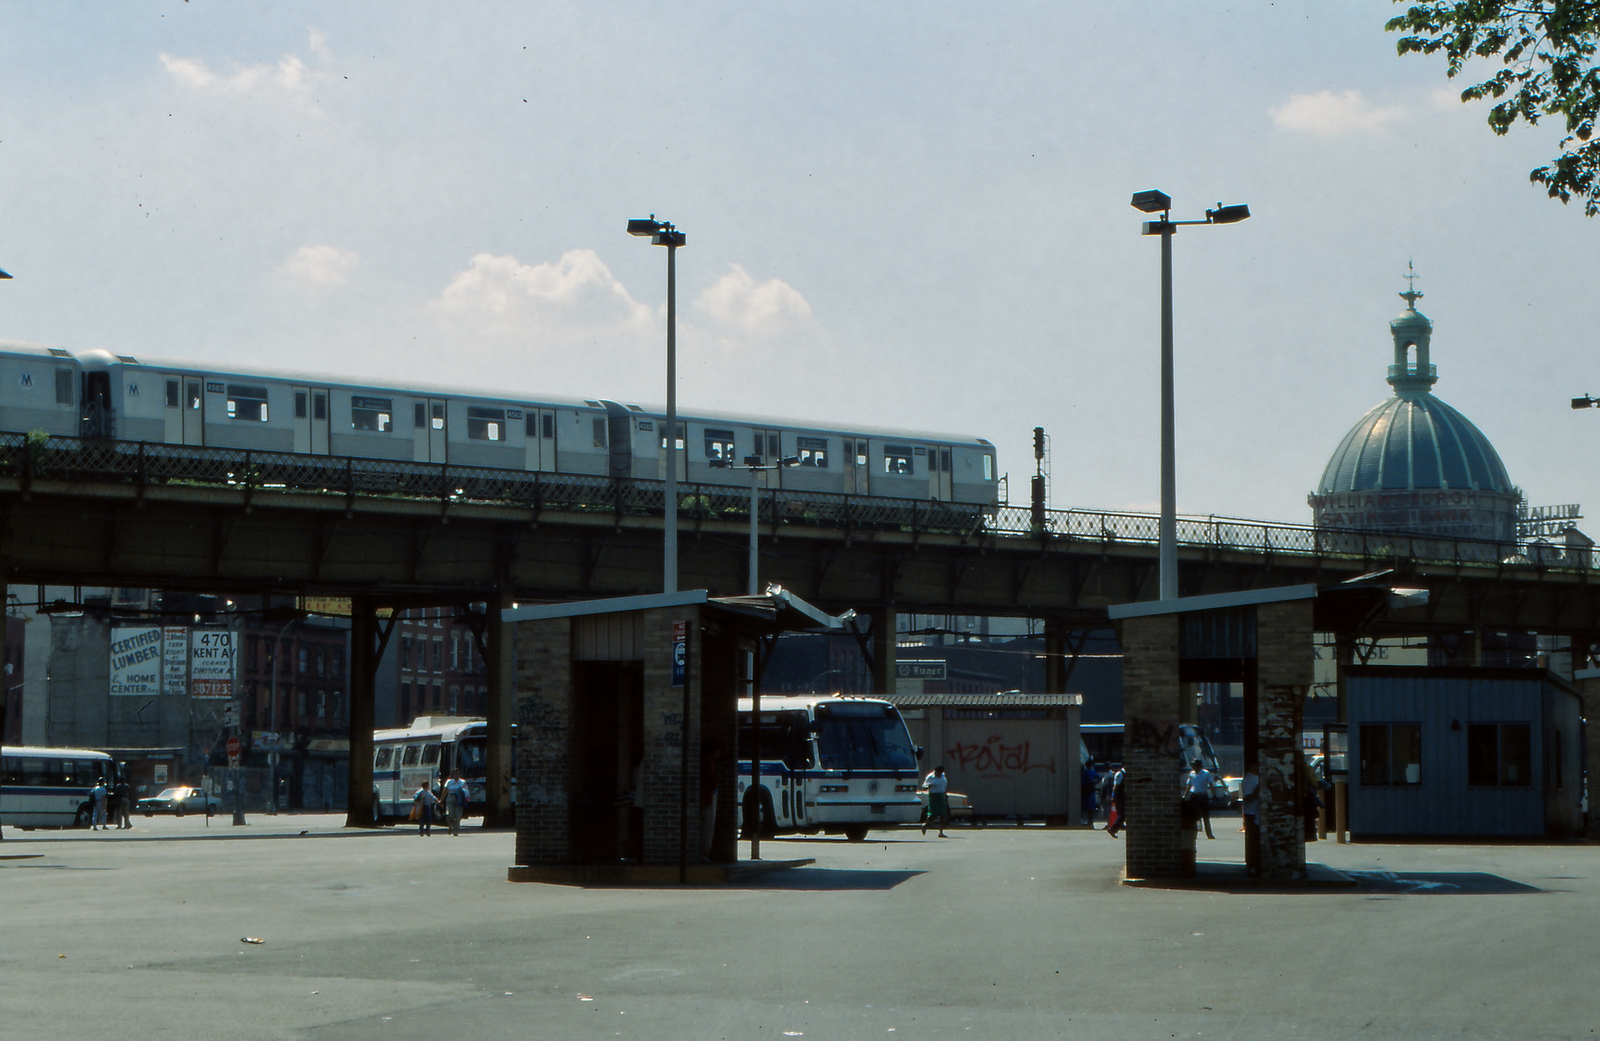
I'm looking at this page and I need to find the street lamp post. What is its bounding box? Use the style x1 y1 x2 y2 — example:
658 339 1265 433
628 216 687 593
1130 190 1250 601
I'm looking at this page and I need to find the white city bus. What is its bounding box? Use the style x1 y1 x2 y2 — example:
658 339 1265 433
0 746 118 829
371 717 503 821
737 696 923 842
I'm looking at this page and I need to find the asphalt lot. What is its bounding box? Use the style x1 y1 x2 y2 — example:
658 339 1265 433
2 812 1597 1040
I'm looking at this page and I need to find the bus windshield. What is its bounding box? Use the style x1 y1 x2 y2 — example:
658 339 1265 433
815 703 917 773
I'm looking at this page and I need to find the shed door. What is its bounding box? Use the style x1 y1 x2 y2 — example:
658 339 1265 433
927 445 952 500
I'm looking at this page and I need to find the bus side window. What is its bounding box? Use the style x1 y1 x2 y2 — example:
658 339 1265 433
401 745 421 767
374 747 393 769
0 755 16 784
787 713 814 769
422 744 440 766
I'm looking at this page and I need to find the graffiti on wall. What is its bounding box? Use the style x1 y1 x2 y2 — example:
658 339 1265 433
947 735 1056 779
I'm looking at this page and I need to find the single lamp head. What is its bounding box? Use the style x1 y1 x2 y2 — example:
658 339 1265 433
1130 189 1171 214
627 217 667 236
1573 396 1595 410
1206 203 1250 224
0 268 11 280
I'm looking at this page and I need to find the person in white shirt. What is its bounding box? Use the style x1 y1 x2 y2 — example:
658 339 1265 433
1180 759 1216 839
443 769 470 837
921 765 949 838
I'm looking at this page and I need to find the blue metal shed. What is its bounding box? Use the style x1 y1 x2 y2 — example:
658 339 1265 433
1346 666 1582 838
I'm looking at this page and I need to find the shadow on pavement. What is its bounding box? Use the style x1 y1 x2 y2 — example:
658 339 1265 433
1346 870 1542 895
697 867 926 891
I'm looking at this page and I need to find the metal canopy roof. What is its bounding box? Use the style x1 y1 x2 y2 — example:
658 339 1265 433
501 585 854 640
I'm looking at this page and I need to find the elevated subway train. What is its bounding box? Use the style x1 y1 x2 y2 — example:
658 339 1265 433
0 341 1000 505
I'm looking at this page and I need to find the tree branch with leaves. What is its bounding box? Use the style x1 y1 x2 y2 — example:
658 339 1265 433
1388 1 1600 215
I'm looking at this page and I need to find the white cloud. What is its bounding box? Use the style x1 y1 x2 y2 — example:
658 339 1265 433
428 250 652 335
282 244 358 287
1270 90 1401 135
160 32 330 95
696 265 813 338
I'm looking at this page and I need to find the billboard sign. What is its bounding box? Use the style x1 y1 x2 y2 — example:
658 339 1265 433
162 627 188 697
191 629 236 699
109 627 163 697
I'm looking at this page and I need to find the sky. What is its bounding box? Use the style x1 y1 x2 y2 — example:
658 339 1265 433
1 2 1595 527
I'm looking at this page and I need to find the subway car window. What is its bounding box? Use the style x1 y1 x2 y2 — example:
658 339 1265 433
467 407 505 441
705 429 735 461
55 368 74 405
592 418 608 448
226 385 270 422
295 392 308 419
165 380 180 408
798 436 828 467
884 445 914 475
352 396 394 432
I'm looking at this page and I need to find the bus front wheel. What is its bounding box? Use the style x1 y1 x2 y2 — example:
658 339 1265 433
741 788 776 839
844 824 869 842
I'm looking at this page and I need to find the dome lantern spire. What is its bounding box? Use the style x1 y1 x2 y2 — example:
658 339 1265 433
1388 261 1437 395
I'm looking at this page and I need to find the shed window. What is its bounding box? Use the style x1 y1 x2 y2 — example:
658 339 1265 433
226 385 270 422
467 407 505 441
797 436 828 468
352 397 393 432
884 445 914 475
1467 723 1532 786
705 429 736 462
1359 723 1422 786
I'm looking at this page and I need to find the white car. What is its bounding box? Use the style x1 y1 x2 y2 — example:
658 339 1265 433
136 787 220 817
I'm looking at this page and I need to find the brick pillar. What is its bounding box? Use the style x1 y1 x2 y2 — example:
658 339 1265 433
1576 672 1600 840
344 596 377 828
513 617 573 866
1121 614 1191 879
1256 600 1313 879
639 607 700 868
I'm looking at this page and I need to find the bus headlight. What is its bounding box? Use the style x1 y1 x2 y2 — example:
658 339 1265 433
895 784 916 793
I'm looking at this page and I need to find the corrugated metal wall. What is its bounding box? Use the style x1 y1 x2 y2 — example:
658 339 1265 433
1348 668 1579 837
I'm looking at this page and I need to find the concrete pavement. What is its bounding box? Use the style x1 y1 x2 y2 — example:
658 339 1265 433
2 813 1597 1039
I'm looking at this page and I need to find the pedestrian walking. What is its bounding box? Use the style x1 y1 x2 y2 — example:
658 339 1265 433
921 765 949 838
1104 764 1126 837
1080 761 1100 825
1180 758 1216 839
112 775 133 830
413 781 438 837
443 769 469 837
1240 757 1260 876
90 779 108 831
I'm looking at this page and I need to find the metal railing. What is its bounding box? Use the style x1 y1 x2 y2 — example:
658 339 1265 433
2 432 1592 572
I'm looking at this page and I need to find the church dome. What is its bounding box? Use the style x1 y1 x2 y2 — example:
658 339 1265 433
1309 278 1520 543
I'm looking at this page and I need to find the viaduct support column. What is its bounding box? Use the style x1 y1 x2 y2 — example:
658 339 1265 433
484 589 515 827
1576 667 1600 840
870 607 897 697
1121 614 1190 878
1256 600 1313 879
345 596 377 828
1043 617 1081 826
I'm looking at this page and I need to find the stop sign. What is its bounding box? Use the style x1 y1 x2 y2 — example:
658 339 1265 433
226 736 241 760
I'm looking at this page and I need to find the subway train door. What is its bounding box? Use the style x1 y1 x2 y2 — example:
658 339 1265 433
524 409 556 471
179 376 204 445
927 445 952 500
291 386 331 454
752 428 782 488
414 399 447 462
843 438 870 495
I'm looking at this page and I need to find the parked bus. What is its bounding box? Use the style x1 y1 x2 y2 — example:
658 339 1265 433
371 717 508 822
737 696 923 842
1 746 119 829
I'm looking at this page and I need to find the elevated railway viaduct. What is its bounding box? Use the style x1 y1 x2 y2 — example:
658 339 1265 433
4 434 1598 825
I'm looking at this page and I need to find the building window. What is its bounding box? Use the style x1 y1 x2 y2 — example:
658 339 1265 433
316 648 326 677
316 691 326 719
1359 723 1422 786
400 636 411 669
705 429 736 462
467 406 505 441
884 445 914 475
226 384 270 422
450 634 459 671
1467 723 1532 786
298 648 309 674
797 436 828 468
297 691 307 718
352 396 393 432
433 639 442 672
433 682 443 709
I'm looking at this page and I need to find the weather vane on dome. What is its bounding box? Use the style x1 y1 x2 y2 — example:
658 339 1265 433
1400 260 1424 310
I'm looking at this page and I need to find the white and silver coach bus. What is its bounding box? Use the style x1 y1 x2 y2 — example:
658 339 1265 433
371 717 501 822
0 746 118 829
736 696 923 842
